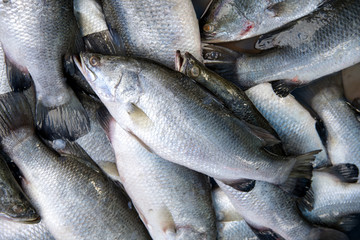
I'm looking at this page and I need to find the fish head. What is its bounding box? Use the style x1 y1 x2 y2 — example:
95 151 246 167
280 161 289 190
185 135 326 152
200 0 254 43
175 51 202 80
74 52 143 104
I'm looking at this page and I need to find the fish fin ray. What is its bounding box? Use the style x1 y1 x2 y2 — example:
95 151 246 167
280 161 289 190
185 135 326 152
271 79 301 97
336 214 360 232
96 106 114 138
36 89 90 141
309 227 349 240
84 30 121 55
297 188 314 211
244 122 281 146
320 163 358 183
0 92 34 139
279 150 319 197
247 223 285 240
127 103 153 129
5 55 32 92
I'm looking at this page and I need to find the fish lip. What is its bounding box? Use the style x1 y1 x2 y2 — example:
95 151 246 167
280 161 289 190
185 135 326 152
175 50 184 72
73 53 96 82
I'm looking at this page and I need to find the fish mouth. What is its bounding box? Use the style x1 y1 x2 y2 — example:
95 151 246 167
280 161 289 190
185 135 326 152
175 50 190 73
73 53 96 82
0 213 41 224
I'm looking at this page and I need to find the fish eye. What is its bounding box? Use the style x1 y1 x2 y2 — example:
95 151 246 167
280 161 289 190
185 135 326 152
190 66 200 77
89 56 100 66
203 24 214 33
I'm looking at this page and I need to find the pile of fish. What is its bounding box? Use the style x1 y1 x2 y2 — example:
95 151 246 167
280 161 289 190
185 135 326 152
0 0 359 239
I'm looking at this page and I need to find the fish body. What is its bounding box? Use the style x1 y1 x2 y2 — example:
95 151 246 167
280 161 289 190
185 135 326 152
0 154 39 222
0 219 54 240
100 0 202 68
104 116 216 239
231 0 360 89
201 0 325 42
0 0 89 141
246 83 329 168
212 188 258 240
217 180 348 240
295 73 360 171
301 170 360 231
76 53 316 188
0 92 150 240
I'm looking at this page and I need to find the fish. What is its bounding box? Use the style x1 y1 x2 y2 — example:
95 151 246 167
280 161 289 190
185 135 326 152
216 179 349 240
100 0 202 68
294 73 360 173
212 187 258 240
246 83 329 168
0 153 39 222
98 110 216 240
203 0 360 97
0 92 151 240
0 219 55 240
299 164 360 232
200 0 326 42
73 0 120 55
0 0 90 141
75 52 318 195
176 51 285 157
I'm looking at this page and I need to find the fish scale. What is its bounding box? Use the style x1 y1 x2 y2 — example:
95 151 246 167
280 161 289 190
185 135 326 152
100 0 202 68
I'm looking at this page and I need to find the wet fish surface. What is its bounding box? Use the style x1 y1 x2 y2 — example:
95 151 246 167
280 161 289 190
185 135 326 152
100 0 202 68
0 0 90 141
76 52 316 193
201 0 326 42
0 92 150 240
294 73 360 172
101 112 216 240
0 154 39 222
246 83 329 168
0 219 55 240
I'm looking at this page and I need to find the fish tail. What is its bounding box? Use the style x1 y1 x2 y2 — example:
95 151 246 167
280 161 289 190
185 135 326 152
202 44 240 87
36 88 90 141
279 150 320 197
0 92 34 140
309 227 349 240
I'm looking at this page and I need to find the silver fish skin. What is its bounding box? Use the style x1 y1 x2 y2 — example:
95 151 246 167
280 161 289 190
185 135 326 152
0 154 39 222
246 83 329 168
104 116 216 240
0 0 89 141
0 92 150 240
75 52 316 188
232 0 360 89
216 180 349 240
0 44 12 94
295 73 360 172
0 219 54 240
201 0 325 42
212 188 258 240
74 0 108 37
100 0 202 68
300 170 360 231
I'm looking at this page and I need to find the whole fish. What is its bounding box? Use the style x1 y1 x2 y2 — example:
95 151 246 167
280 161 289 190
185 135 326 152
246 83 329 168
0 219 55 240
216 180 349 240
0 92 150 240
294 73 360 172
0 0 90 141
201 0 326 42
300 165 360 232
0 154 39 222
212 187 258 240
75 52 317 194
101 112 216 239
204 0 360 96
100 0 202 68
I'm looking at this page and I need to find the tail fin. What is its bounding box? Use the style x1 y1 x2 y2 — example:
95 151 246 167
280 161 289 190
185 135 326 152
309 227 349 240
36 88 90 141
280 150 320 197
202 44 241 86
0 92 34 140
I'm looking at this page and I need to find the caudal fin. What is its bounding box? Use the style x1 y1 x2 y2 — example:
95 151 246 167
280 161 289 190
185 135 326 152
0 92 34 140
280 150 320 197
36 88 90 141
